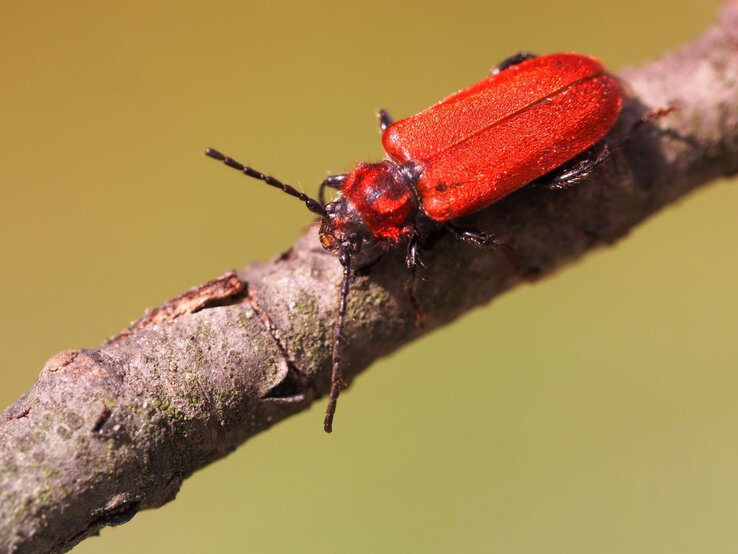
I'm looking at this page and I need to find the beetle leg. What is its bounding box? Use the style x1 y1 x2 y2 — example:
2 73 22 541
377 109 394 133
445 222 542 280
543 106 675 189
445 222 495 247
405 231 421 272
544 143 611 189
319 174 347 206
445 222 543 281
404 227 426 327
491 52 538 75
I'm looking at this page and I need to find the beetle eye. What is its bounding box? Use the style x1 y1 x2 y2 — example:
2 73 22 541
320 231 336 251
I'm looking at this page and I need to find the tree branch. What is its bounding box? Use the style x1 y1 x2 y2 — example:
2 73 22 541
3 7 738 552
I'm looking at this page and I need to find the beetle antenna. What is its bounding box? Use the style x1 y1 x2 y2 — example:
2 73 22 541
205 148 326 217
324 245 351 433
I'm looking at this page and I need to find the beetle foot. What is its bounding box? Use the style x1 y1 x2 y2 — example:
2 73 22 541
446 223 496 247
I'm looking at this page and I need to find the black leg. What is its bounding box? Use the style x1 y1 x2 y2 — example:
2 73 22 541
324 246 352 433
445 222 494 247
543 106 675 189
377 109 394 133
544 142 611 189
491 52 537 75
404 227 425 327
319 174 347 206
405 229 421 272
445 222 533 280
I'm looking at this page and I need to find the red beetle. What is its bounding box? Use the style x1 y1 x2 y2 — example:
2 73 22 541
207 52 631 432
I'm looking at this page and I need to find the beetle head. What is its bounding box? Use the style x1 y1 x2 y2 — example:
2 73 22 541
319 197 370 255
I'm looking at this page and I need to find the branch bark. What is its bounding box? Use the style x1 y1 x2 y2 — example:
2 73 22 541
3 7 738 552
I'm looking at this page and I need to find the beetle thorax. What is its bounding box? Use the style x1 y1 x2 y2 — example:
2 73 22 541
319 161 418 252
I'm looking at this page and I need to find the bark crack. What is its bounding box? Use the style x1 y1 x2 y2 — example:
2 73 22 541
244 285 314 403
110 270 247 343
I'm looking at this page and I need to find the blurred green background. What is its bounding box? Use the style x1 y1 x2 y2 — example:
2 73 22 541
2 1 737 552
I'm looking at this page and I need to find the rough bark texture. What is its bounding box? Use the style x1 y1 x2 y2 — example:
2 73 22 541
3 7 738 552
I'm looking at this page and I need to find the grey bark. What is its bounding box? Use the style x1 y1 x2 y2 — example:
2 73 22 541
2 6 738 552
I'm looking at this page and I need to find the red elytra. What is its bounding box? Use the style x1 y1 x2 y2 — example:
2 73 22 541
206 52 624 432
384 53 622 221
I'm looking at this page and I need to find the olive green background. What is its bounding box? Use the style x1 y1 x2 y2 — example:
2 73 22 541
2 1 737 552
